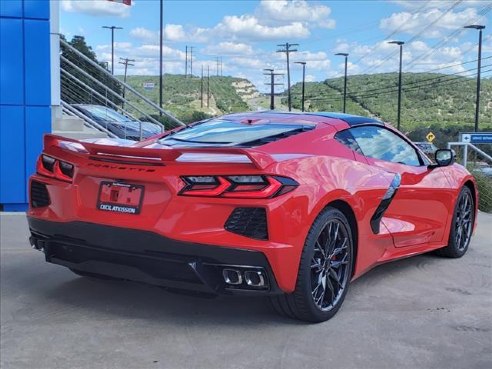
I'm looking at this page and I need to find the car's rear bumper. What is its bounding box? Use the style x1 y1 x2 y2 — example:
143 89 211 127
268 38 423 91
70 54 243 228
27 217 283 295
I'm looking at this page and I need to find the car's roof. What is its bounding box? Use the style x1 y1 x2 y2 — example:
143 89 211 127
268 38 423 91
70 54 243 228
222 111 383 130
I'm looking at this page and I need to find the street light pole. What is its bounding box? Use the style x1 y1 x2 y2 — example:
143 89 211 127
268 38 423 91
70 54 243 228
294 62 306 112
102 26 123 74
464 24 485 132
388 41 405 131
335 53 349 113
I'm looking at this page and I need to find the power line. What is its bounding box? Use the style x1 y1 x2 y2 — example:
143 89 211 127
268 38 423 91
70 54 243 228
190 46 194 77
201 65 204 108
185 46 188 77
309 67 490 103
118 57 135 108
277 42 298 111
263 68 284 110
325 62 492 99
207 65 210 108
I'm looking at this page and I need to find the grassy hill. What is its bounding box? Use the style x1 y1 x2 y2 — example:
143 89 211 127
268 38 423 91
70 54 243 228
123 74 252 123
289 72 492 145
122 72 491 146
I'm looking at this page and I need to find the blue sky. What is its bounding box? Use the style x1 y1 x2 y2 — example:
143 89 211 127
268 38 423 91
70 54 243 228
60 0 492 92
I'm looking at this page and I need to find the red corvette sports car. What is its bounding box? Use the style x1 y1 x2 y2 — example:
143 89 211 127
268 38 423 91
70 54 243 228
27 111 478 322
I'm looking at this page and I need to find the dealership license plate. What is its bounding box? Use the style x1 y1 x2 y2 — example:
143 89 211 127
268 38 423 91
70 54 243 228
97 181 144 215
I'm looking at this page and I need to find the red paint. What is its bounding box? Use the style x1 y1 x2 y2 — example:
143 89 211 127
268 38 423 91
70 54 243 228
27 112 478 293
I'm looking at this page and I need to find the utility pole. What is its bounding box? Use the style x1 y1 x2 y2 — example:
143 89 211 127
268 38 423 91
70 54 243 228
277 42 298 111
119 57 135 84
190 46 194 77
200 65 204 108
464 24 486 132
119 57 135 108
159 0 163 112
216 57 220 76
220 57 223 76
263 68 283 110
294 62 306 112
207 65 210 108
102 25 123 74
388 41 405 131
185 46 188 77
335 53 349 113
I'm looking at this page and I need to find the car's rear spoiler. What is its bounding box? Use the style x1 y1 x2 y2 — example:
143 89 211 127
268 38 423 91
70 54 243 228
43 134 280 170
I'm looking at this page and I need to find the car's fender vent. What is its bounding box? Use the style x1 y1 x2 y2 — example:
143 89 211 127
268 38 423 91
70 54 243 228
30 181 51 208
225 207 268 240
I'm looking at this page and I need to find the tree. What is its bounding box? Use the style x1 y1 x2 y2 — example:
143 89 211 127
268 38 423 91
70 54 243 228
61 35 122 106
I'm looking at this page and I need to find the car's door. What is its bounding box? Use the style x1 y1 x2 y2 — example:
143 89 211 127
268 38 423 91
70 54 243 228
346 125 454 248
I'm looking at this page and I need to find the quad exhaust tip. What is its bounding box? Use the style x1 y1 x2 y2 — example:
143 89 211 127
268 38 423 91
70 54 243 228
30 237 45 253
222 267 267 289
222 269 243 285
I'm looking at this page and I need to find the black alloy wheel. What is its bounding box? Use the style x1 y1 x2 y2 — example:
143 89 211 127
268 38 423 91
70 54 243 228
310 218 351 311
436 186 475 258
269 207 354 322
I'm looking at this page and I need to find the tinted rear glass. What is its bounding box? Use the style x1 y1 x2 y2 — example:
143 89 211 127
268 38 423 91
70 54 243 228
159 119 314 146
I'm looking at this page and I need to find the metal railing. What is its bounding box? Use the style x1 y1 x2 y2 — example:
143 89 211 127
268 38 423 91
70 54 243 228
61 101 118 138
447 142 492 167
60 39 184 140
448 141 492 213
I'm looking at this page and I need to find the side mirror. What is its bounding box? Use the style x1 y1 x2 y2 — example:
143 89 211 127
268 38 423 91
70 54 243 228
430 149 455 168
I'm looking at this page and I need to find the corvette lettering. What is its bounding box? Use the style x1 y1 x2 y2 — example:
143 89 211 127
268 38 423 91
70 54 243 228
87 162 155 172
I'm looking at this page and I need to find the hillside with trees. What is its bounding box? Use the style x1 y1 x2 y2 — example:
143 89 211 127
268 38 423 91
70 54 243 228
289 73 492 146
123 75 253 123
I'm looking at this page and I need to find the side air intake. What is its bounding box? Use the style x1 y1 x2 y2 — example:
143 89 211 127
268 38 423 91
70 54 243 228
225 207 268 240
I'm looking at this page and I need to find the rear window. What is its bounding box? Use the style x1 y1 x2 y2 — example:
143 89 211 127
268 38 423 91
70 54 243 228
159 119 314 147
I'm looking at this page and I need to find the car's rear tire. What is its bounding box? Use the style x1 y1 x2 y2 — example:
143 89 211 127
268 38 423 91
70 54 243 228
269 207 354 322
69 268 120 280
435 186 475 258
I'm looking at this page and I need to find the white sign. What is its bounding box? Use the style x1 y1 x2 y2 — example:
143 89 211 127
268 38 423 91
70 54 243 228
143 82 155 90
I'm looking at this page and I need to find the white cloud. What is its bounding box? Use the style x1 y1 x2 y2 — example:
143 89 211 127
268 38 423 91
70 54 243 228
203 42 254 56
229 57 265 70
292 51 331 71
128 1 335 47
257 0 336 29
305 74 316 82
61 0 132 17
215 15 310 40
130 27 155 41
392 0 489 10
483 35 492 53
165 24 186 41
134 44 185 61
380 7 488 38
329 38 479 76
129 25 187 43
96 42 133 51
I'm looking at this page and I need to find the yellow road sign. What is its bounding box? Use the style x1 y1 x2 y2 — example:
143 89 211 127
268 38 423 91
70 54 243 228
426 132 435 142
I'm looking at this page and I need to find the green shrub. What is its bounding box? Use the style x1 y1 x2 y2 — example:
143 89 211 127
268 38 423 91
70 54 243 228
473 171 492 213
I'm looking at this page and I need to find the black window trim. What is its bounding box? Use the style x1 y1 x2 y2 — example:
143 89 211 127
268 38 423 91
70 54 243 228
336 124 430 167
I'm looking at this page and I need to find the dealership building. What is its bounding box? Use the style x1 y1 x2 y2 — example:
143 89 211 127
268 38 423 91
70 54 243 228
0 0 59 211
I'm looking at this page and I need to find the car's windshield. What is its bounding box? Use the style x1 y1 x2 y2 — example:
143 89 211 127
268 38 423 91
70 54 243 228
159 119 313 146
81 106 132 123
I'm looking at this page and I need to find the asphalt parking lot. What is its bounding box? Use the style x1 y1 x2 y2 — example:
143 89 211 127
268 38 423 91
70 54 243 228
1 212 491 369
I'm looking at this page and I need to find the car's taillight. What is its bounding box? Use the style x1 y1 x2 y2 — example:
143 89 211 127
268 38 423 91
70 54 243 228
36 155 74 183
179 175 298 198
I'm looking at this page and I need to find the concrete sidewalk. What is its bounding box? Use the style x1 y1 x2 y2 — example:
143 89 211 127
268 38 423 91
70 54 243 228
1 212 491 369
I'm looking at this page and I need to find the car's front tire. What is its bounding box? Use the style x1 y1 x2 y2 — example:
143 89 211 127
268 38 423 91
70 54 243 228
270 207 354 322
436 186 475 258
